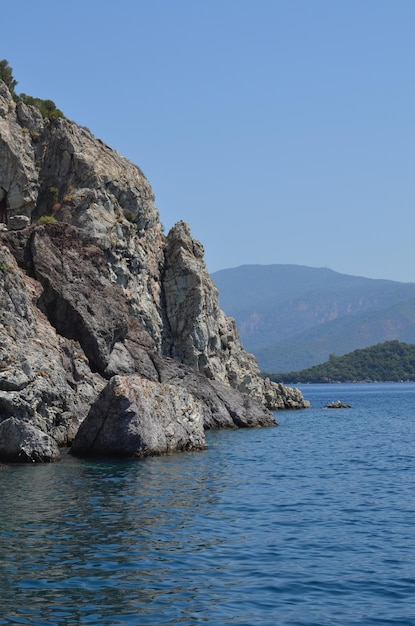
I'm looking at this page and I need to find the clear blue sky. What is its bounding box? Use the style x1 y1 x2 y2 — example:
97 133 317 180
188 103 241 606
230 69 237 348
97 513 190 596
3 0 415 281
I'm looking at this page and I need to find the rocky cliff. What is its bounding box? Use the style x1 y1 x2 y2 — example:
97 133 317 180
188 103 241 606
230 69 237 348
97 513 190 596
0 79 307 460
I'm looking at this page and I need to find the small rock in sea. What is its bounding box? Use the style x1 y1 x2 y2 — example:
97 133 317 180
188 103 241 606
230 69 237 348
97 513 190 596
325 400 352 409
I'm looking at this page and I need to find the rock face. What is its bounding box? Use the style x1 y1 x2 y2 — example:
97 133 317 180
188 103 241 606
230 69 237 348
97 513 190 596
0 83 39 218
70 375 207 458
0 79 308 460
0 243 104 445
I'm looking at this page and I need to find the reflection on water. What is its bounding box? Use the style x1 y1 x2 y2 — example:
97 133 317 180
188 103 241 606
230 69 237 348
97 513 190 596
1 383 415 625
0 449 239 625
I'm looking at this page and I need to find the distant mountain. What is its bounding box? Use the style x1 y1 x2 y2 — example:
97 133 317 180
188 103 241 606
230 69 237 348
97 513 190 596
269 341 415 383
211 265 415 371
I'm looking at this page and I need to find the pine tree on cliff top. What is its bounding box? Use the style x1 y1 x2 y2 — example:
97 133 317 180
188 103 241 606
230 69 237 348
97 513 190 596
0 59 17 96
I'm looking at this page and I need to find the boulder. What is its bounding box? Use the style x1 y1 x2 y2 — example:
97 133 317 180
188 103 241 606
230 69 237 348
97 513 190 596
70 374 207 458
0 417 60 462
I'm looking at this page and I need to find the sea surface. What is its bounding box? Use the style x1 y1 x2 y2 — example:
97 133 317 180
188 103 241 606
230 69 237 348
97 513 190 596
0 382 414 625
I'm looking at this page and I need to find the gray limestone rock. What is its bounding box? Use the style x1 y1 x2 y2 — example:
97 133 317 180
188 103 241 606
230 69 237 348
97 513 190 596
0 416 60 462
70 374 207 458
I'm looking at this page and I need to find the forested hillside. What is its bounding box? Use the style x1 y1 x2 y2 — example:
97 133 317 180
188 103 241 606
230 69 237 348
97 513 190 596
268 341 415 383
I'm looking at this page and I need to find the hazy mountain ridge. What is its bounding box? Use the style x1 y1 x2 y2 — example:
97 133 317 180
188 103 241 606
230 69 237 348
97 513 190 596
211 265 415 372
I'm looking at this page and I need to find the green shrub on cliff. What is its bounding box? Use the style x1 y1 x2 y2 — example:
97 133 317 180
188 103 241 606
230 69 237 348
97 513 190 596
38 215 57 225
19 93 64 119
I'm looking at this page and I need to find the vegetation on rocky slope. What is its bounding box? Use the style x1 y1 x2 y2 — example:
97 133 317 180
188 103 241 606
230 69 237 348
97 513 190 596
267 340 415 383
0 59 64 118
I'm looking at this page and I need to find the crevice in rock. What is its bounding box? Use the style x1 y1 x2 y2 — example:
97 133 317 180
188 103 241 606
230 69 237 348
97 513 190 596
159 260 175 359
0 188 8 224
37 292 103 374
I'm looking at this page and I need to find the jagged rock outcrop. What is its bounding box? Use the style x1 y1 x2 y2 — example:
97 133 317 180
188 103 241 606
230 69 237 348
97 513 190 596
162 221 306 410
1 222 277 435
0 79 308 460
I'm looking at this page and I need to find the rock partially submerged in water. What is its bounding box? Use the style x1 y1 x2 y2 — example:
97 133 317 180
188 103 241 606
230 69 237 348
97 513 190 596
0 417 61 462
325 400 352 409
70 374 207 458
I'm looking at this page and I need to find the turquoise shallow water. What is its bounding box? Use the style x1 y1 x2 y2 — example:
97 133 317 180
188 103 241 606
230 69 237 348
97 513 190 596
0 382 414 625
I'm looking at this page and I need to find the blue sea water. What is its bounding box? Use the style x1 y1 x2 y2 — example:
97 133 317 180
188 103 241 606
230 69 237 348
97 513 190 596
0 382 414 625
